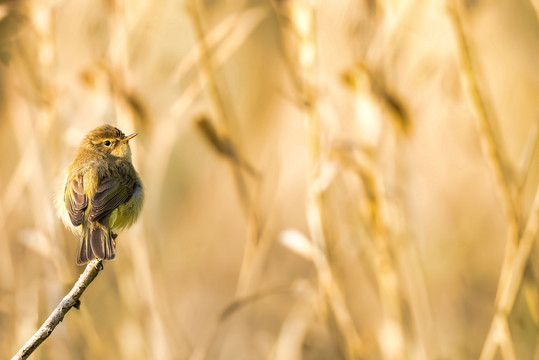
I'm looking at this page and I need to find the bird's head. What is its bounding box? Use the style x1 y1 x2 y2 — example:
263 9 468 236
82 125 137 160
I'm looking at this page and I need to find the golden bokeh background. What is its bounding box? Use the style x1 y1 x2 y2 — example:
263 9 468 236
2 0 539 359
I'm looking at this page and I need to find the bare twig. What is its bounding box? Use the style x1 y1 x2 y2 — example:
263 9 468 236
11 259 103 360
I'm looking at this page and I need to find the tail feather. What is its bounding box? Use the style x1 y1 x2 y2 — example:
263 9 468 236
77 223 115 265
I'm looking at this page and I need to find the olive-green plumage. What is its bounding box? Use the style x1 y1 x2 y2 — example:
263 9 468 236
59 125 144 265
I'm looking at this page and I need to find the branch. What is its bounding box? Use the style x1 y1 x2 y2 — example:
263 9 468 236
11 259 104 360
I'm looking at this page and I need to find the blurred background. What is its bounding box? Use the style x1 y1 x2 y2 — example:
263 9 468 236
2 0 539 359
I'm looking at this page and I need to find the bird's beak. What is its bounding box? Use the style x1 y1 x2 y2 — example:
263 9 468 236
123 133 138 143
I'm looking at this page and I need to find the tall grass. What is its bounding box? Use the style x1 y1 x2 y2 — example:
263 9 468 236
2 0 539 359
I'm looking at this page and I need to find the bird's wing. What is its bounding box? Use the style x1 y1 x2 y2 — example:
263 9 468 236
88 176 135 222
65 176 88 227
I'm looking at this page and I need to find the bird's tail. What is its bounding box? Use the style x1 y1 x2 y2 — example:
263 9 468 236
77 221 115 265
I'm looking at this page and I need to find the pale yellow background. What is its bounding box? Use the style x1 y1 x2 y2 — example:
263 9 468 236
1 0 539 359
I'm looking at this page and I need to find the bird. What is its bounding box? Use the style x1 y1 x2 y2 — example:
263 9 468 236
56 125 144 265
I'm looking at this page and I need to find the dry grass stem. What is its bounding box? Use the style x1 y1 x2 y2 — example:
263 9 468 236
277 1 374 357
185 1 267 299
448 2 539 359
2 0 539 358
447 3 517 227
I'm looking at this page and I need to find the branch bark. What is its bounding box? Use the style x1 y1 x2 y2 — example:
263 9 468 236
11 259 103 360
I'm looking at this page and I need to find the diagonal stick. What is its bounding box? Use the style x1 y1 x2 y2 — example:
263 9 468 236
11 259 103 360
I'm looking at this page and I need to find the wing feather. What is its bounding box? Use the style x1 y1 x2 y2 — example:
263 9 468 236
65 177 88 226
88 177 135 222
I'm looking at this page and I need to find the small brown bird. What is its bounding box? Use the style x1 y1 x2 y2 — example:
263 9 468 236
57 125 144 265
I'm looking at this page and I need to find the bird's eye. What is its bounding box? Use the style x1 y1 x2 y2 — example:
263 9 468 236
104 140 112 147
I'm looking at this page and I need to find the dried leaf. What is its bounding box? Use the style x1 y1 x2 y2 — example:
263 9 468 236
0 41 10 65
341 63 411 134
194 115 258 177
279 229 314 260
18 229 51 258
0 10 26 41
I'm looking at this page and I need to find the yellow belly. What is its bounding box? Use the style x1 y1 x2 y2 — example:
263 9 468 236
109 186 144 230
